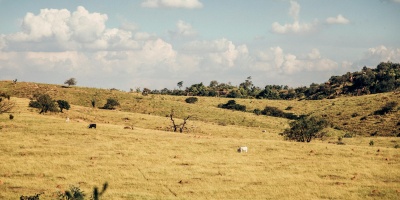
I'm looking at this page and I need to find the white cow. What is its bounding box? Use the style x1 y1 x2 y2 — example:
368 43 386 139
237 146 248 153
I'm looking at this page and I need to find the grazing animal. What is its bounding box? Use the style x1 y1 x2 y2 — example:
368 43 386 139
237 146 248 153
88 124 96 129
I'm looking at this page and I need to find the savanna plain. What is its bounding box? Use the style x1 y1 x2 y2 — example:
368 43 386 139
0 81 399 199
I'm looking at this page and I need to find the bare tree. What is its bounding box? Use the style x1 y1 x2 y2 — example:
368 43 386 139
0 98 15 114
169 109 191 133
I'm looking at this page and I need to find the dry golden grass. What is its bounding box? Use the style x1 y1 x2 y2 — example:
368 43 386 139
1 97 399 199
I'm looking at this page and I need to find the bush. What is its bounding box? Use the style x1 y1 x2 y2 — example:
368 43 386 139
369 140 374 146
56 185 86 200
360 116 367 121
29 100 41 109
337 137 345 145
343 133 352 138
102 98 120 110
374 101 398 115
351 112 359 117
9 114 14 120
285 106 293 110
394 144 399 149
261 106 298 119
218 100 246 111
57 100 70 113
185 97 198 104
280 115 329 142
253 108 262 115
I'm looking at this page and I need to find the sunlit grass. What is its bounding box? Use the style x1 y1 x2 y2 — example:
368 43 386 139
1 97 399 199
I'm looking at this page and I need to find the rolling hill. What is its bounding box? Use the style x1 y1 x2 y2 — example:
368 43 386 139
0 80 399 199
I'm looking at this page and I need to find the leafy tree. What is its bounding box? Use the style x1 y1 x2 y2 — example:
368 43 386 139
29 94 58 114
102 98 120 110
64 78 77 87
209 80 219 88
57 100 71 113
177 81 183 90
280 116 328 142
142 88 151 96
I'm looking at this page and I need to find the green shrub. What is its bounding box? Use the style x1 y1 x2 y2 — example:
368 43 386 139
374 101 398 115
57 100 71 113
185 97 198 104
218 100 246 111
343 133 352 138
9 114 13 120
253 108 261 115
394 144 399 149
369 140 374 146
29 100 42 109
102 98 120 110
261 106 298 119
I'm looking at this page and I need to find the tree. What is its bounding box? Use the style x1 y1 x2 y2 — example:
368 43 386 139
177 81 183 90
280 116 328 142
102 98 120 110
29 94 58 114
169 109 191 133
142 88 151 96
0 98 15 114
64 78 77 87
57 100 71 113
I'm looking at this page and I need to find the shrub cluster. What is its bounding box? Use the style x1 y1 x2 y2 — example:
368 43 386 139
28 94 70 114
261 106 298 119
374 101 398 115
218 100 246 111
185 97 198 104
102 98 120 110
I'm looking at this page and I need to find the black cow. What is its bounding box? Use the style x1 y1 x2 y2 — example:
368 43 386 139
88 124 97 129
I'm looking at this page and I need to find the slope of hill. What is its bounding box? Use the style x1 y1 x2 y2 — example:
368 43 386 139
0 94 399 199
1 80 399 137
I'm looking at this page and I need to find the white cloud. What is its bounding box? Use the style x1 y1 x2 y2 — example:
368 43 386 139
169 20 197 38
180 38 250 69
288 0 300 21
141 0 203 9
254 47 338 74
360 45 400 66
326 14 350 24
271 1 318 34
381 0 400 3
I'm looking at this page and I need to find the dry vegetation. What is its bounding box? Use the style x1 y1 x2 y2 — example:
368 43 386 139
0 80 399 199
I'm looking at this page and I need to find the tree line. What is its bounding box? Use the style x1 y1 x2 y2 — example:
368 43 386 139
139 62 400 100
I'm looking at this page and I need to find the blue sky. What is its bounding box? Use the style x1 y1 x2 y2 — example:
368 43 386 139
0 0 399 90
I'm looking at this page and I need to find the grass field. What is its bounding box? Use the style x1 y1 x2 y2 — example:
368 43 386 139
0 81 400 199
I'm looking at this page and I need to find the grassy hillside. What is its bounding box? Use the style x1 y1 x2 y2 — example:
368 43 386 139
1 80 399 137
0 95 399 199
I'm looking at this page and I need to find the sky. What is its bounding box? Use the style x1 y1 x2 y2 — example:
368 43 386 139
0 0 399 91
